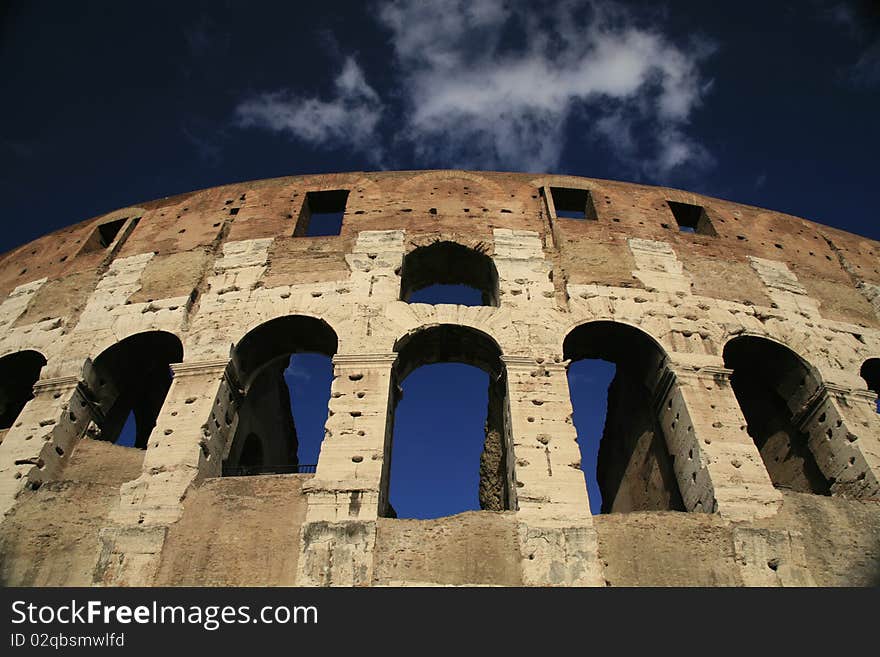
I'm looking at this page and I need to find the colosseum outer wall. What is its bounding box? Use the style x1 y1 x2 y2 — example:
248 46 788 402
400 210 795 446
0 170 878 586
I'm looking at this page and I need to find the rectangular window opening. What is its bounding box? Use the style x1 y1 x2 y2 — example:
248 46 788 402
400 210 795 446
295 189 349 237
667 201 716 236
550 187 598 221
80 217 128 254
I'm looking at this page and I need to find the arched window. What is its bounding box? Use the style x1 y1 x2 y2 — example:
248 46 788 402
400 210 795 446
221 315 337 476
399 242 499 306
383 324 511 518
564 321 684 514
87 332 183 449
861 358 880 413
237 433 264 472
0 350 47 433
724 336 829 494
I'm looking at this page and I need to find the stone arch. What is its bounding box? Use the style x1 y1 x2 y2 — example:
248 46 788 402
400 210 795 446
399 241 500 306
220 315 338 475
386 303 509 354
231 315 338 389
393 323 504 382
237 432 264 471
85 331 184 449
224 310 340 362
0 349 47 431
381 323 513 517
860 358 880 398
720 325 834 376
562 317 668 359
723 335 831 494
86 325 187 371
563 320 686 513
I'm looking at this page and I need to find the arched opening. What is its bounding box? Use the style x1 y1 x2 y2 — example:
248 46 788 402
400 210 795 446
221 315 337 476
724 336 830 495
861 358 880 413
399 242 499 306
383 324 512 518
237 433 264 471
87 332 184 448
0 350 47 436
564 321 684 514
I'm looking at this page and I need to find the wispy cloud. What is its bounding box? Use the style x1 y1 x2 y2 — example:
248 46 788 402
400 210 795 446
821 1 880 85
234 0 716 178
235 57 385 163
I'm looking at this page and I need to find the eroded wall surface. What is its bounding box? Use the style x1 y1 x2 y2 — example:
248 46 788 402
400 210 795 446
154 474 310 586
0 170 877 587
0 439 143 586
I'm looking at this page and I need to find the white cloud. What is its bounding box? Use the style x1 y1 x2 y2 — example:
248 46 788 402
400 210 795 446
234 0 716 177
379 0 715 175
235 57 384 161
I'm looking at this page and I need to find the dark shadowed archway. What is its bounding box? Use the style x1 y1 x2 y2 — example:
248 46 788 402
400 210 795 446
400 242 499 306
724 336 830 494
0 350 47 430
861 358 880 413
222 315 338 475
564 321 684 514
88 331 184 449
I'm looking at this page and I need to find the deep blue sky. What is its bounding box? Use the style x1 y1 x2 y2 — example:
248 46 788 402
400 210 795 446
3 1 879 516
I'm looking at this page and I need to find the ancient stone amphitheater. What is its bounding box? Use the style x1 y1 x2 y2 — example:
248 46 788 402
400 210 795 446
0 170 877 587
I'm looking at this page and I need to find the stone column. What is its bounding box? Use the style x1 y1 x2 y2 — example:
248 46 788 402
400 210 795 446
794 383 880 499
296 352 396 587
505 355 604 586
94 358 229 586
0 375 87 518
661 364 782 521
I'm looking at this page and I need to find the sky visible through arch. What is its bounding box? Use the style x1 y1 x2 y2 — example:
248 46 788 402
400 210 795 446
3 1 880 516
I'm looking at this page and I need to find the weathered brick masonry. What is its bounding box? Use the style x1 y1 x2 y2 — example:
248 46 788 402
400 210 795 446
0 170 878 586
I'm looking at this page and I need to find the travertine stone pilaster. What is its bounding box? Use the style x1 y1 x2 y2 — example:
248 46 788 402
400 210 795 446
95 359 228 585
0 375 84 517
0 278 47 331
795 384 880 498
304 353 396 523
506 356 604 586
186 238 274 362
75 253 156 332
110 359 228 527
505 357 591 520
0 278 66 370
493 229 556 311
857 281 880 318
748 256 821 317
296 353 396 587
628 238 693 295
665 364 782 521
345 230 405 303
